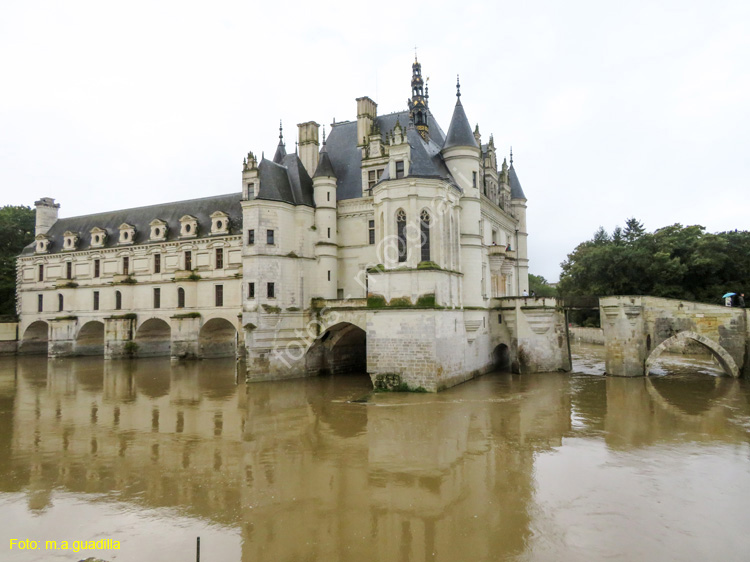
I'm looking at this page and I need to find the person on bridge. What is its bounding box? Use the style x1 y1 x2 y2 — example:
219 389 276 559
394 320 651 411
739 293 746 308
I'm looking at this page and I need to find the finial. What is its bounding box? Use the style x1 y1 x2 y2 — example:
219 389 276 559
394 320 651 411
279 120 283 141
295 140 298 154
322 126 326 145
415 46 418 62
510 146 513 165
456 75 461 98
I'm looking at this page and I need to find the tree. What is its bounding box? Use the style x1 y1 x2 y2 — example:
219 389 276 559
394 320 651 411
528 274 556 297
0 206 35 318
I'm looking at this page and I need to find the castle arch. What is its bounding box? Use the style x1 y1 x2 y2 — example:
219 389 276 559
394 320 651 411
199 317 237 358
134 318 171 357
20 321 49 355
306 322 367 376
76 321 105 356
492 343 511 372
645 331 740 378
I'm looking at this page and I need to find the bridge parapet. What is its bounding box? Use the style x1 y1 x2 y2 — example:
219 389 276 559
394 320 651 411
600 296 749 377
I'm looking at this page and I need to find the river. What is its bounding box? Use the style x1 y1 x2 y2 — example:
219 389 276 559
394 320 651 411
1 344 750 561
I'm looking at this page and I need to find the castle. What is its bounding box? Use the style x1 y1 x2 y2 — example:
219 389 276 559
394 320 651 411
16 59 553 391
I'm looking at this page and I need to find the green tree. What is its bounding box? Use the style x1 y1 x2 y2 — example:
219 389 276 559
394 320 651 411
0 206 35 318
528 274 556 297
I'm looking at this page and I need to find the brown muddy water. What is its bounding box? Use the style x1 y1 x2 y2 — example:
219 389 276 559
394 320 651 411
1 345 750 561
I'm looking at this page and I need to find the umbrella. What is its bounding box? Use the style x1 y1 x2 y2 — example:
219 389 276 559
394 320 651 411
722 292 736 298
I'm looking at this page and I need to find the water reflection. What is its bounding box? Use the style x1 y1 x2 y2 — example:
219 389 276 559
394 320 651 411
0 346 749 561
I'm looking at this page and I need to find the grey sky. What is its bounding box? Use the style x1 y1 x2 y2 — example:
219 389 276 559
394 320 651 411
1 0 748 281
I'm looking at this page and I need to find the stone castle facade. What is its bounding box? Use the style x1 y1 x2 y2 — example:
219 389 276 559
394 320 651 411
16 59 559 391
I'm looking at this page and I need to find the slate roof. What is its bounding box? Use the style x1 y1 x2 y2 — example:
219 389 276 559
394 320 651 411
313 144 336 178
443 98 478 149
255 153 314 207
509 163 526 200
21 192 243 256
273 140 287 164
324 110 452 200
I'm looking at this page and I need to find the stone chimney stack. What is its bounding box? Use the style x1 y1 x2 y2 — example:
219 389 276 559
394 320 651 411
34 197 60 236
356 96 377 146
297 121 320 176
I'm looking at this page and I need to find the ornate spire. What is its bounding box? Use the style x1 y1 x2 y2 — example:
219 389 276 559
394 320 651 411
456 75 461 98
409 57 429 140
279 120 283 141
510 146 513 165
273 120 287 164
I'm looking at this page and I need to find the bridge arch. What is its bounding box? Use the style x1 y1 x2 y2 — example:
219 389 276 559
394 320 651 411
492 343 511 372
134 318 171 357
19 321 49 355
199 317 237 358
76 320 105 356
645 331 739 378
306 322 367 376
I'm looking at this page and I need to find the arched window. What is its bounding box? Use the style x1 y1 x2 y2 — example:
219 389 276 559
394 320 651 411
396 209 407 262
58 293 63 312
177 287 185 308
115 290 122 310
420 210 431 262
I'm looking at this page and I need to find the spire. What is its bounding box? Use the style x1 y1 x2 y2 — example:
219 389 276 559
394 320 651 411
273 120 287 164
313 141 336 179
509 151 526 200
443 76 477 149
409 56 429 140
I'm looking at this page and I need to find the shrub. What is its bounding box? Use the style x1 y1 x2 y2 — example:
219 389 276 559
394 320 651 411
367 295 386 308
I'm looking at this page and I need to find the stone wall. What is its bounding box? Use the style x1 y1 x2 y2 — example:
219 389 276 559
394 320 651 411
570 327 604 345
0 323 18 355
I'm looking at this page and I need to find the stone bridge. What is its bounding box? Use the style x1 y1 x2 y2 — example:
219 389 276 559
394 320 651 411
599 296 749 378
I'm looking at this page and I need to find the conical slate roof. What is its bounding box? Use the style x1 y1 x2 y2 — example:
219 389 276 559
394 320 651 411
272 140 287 164
313 144 337 178
443 98 477 149
509 163 526 200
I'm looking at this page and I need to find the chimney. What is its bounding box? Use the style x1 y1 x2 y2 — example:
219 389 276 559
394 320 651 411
297 121 320 176
356 96 377 146
34 197 60 236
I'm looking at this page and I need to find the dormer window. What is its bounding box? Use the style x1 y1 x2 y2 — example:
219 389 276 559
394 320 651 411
149 219 168 241
89 227 107 248
247 183 255 200
62 231 79 251
118 223 136 245
210 211 230 235
179 215 198 238
395 161 405 179
35 234 50 254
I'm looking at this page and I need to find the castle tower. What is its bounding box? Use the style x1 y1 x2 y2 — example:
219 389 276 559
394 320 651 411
313 141 338 299
441 77 483 306
509 150 529 295
409 56 429 140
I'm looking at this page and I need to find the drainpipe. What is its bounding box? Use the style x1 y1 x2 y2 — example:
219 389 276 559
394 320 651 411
514 228 520 297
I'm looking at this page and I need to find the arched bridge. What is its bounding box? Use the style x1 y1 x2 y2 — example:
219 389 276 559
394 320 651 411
599 296 749 377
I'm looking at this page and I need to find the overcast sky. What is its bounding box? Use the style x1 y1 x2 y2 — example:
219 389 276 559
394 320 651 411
1 0 748 281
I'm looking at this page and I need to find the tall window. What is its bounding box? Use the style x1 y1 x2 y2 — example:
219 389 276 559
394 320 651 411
93 291 100 311
66 261 72 280
58 294 63 312
397 209 407 262
215 285 223 307
184 251 192 271
177 287 185 308
123 256 129 275
368 169 383 190
248 229 255 245
115 290 122 310
420 210 431 262
327 227 331 239
94 259 100 278
37 294 43 312
368 220 375 245
154 253 161 273
248 282 255 298
216 248 224 269
267 229 275 245
38 264 44 281
395 160 405 179
247 183 255 199
153 288 161 309
267 282 275 298
472 171 477 187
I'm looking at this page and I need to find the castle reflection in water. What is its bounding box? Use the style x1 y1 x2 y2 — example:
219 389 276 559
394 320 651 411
1 353 749 561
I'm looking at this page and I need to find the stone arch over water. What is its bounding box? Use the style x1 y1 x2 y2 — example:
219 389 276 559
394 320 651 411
645 331 739 378
306 322 367 376
492 343 511 372
135 318 171 357
76 320 105 356
199 317 237 358
20 321 49 355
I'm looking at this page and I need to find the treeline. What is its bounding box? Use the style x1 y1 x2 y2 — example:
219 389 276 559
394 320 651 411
0 206 35 318
558 218 750 305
